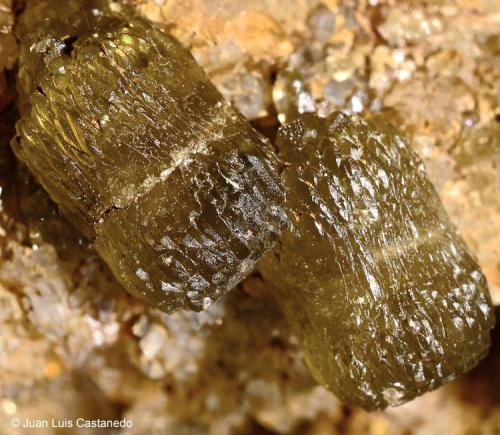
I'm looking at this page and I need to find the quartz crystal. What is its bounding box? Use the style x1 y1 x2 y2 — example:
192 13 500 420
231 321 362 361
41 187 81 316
13 1 285 312
273 70 316 125
259 113 495 410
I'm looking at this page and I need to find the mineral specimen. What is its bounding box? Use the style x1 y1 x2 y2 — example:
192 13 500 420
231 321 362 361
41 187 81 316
1 0 499 432
259 113 495 410
13 1 286 312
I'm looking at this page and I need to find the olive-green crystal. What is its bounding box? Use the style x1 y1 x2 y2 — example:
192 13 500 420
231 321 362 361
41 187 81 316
13 2 286 311
259 113 495 410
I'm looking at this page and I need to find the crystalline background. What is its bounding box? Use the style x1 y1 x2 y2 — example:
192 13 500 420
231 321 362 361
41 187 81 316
0 0 499 434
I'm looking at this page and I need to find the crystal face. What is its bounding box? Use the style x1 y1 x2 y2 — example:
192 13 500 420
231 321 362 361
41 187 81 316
259 113 495 410
13 5 286 312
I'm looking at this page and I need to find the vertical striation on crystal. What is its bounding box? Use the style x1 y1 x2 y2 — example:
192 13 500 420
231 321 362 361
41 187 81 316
259 112 495 410
13 0 286 312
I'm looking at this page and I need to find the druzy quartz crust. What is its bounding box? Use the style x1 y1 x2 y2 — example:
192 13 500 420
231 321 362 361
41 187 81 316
13 3 286 312
260 113 495 409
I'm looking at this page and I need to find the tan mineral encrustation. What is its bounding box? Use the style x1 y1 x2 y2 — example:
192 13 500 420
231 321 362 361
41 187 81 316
0 0 499 434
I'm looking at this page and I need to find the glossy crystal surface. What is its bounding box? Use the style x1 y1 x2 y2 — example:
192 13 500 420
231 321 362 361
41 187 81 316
13 2 285 311
260 113 495 409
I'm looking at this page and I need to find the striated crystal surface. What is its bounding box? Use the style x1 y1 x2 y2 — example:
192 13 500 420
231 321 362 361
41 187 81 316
136 0 500 304
259 113 495 410
13 1 286 312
